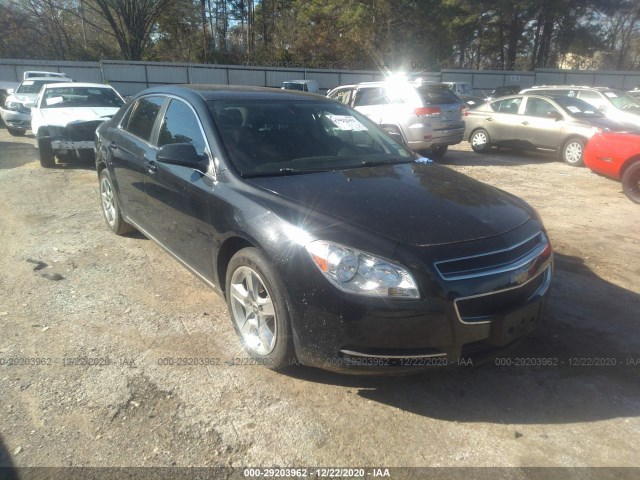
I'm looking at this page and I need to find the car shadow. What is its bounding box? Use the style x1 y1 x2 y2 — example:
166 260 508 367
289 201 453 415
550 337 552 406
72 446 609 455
0 142 36 169
441 147 559 167
282 253 640 425
0 434 19 479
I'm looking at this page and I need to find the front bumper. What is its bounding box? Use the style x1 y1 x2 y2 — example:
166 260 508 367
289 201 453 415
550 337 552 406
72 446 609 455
0 108 30 130
284 224 553 374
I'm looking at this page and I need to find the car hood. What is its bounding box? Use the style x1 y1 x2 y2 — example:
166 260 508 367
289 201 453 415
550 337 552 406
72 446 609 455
38 107 120 127
247 162 532 246
6 93 38 105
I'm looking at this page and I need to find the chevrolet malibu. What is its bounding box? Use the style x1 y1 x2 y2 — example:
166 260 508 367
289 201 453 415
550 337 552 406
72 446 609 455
95 85 554 373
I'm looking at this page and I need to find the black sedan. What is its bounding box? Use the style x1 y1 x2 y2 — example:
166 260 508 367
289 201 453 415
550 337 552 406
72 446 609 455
95 85 553 373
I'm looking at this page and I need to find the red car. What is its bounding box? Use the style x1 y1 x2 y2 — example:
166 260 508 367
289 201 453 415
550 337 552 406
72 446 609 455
584 132 640 204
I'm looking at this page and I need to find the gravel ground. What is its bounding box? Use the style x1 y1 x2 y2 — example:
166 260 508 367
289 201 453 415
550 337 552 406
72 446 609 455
0 127 639 478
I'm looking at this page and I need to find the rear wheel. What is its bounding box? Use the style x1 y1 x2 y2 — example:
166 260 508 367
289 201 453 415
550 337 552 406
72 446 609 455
561 137 585 166
621 162 640 204
225 247 296 369
470 129 491 153
99 169 134 235
7 127 25 137
37 136 56 168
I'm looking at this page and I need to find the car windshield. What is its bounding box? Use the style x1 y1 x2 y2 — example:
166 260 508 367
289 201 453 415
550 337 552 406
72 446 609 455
16 79 60 95
208 99 414 176
603 91 640 111
552 97 604 117
41 87 124 108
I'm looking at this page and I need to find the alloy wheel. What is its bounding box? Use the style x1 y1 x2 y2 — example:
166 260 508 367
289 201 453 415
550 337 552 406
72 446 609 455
229 266 277 355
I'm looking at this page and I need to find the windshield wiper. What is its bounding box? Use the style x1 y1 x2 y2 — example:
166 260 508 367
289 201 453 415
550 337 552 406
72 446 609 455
241 167 331 178
359 158 413 167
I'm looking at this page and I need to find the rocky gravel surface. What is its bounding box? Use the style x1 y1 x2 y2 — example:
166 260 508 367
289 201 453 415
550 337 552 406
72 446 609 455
0 128 639 478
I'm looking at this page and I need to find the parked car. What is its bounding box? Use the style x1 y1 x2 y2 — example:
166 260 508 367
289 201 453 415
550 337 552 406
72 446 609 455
484 85 521 102
0 76 73 136
520 85 640 127
464 94 633 166
23 70 69 80
327 79 465 158
584 131 640 204
282 80 319 94
31 82 125 167
95 85 554 373
442 81 485 108
629 89 640 101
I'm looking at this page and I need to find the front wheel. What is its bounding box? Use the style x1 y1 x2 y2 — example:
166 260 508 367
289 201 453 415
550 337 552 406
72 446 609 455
37 136 55 168
7 127 25 137
621 162 640 204
225 247 296 369
561 138 585 166
99 169 134 235
470 129 491 153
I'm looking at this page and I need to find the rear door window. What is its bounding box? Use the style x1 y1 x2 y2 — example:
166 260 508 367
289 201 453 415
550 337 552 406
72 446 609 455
354 88 387 107
490 97 522 114
123 96 165 143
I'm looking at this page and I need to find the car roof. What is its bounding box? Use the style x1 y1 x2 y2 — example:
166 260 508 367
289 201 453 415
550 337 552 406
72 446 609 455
41 82 114 89
20 77 73 84
138 84 325 102
523 85 616 92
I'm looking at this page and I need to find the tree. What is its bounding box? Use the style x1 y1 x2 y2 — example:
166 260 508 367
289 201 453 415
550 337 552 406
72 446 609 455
83 0 174 60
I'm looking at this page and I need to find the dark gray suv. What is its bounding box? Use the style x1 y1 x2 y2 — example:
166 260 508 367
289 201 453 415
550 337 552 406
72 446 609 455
327 80 465 159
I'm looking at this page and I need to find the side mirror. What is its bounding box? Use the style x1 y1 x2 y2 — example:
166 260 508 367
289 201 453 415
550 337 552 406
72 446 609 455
156 143 208 171
7 88 14 94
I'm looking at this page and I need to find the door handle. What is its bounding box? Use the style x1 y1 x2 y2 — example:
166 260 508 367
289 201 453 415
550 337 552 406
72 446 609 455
486 117 493 121
108 142 118 150
522 121 529 125
146 160 157 174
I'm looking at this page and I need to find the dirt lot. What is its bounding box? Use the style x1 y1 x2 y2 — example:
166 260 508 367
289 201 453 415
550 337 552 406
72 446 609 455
0 126 639 477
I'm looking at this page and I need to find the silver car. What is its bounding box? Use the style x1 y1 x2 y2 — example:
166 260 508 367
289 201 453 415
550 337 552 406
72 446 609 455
327 80 465 159
464 94 634 166
520 86 640 127
0 77 72 136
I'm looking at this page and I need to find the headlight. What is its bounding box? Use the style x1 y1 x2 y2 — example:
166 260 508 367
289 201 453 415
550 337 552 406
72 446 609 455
305 240 419 299
5 100 21 111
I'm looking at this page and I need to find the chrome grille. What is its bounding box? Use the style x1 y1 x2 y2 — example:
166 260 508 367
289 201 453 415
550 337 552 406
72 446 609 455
435 232 547 281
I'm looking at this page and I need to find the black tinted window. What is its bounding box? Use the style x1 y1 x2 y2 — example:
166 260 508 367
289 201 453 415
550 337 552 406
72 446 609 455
125 96 165 142
158 99 206 155
417 87 460 105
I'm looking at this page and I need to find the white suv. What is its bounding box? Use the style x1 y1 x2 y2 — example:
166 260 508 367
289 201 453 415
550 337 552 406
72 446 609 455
327 80 465 158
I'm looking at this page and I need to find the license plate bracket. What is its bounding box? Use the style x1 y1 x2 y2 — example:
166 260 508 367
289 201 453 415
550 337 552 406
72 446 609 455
489 300 543 346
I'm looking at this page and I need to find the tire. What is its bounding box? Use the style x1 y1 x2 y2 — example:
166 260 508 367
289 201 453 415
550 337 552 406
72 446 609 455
37 136 56 168
98 169 134 235
7 127 25 137
561 137 585 167
470 129 491 153
428 145 448 159
621 162 640 204
225 247 296 369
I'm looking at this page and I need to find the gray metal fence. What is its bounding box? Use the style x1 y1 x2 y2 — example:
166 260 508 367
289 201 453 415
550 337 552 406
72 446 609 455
1 59 639 97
